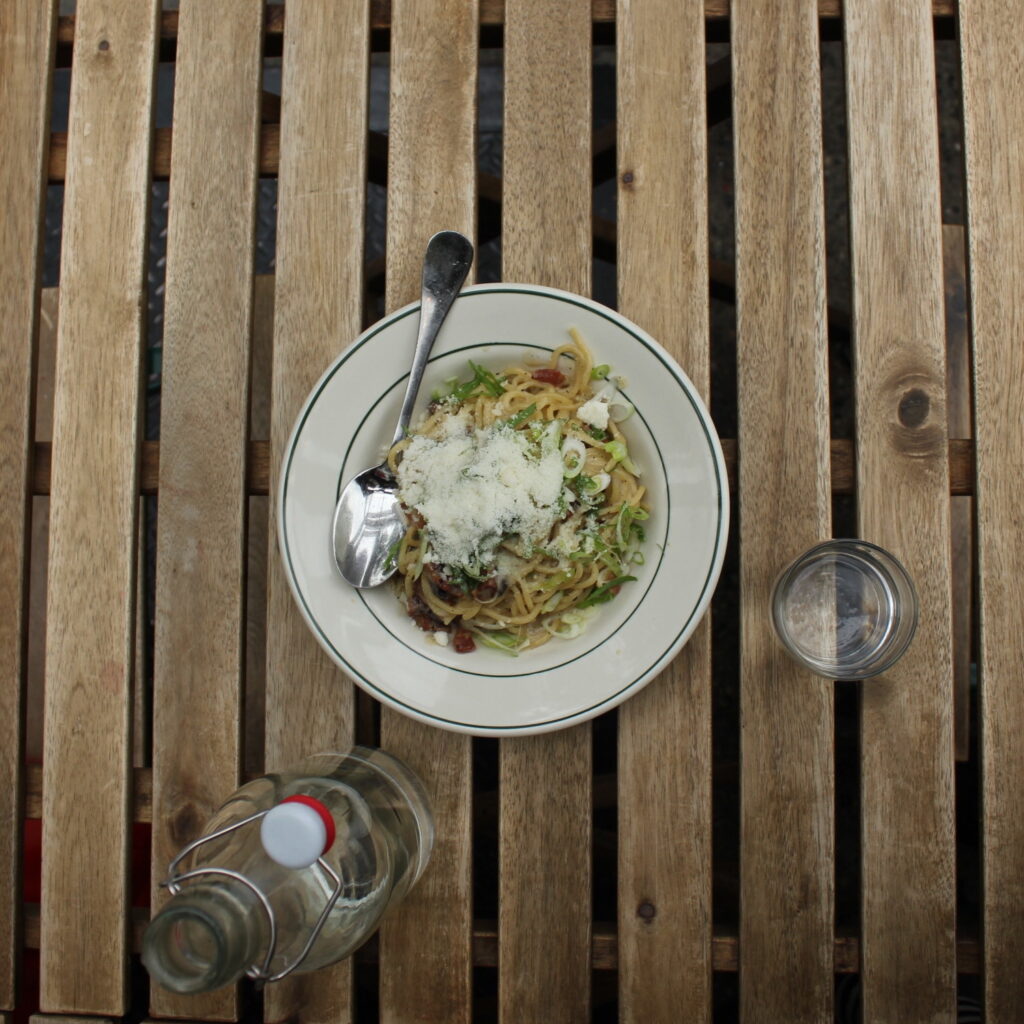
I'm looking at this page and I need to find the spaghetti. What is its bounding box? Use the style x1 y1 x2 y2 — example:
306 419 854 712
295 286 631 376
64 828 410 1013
389 330 649 654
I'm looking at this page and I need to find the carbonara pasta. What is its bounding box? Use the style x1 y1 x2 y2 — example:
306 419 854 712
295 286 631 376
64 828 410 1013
389 330 649 654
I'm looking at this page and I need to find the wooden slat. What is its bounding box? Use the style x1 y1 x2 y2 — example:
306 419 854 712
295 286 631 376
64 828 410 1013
615 0 712 1020
147 2 262 1020
959 1 1024 1016
52 0 961 41
39 0 157 1013
732 0 834 1020
262 3 368 1021
0 1 56 1007
845 2 957 1019
942 225 972 762
31 1017 113 1024
376 0 477 1020
500 2 593 1021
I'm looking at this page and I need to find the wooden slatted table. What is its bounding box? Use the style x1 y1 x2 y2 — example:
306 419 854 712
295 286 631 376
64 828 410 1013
1 1 1019 1021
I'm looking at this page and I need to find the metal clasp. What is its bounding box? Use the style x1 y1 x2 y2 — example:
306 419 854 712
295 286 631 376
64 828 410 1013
160 810 344 985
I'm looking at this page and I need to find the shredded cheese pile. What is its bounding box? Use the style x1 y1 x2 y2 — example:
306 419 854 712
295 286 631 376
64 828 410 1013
397 423 564 567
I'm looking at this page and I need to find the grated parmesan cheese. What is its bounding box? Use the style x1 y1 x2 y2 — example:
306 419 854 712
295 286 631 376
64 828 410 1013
397 422 564 566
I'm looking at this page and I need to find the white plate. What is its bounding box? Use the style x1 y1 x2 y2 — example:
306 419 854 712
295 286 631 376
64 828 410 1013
279 284 728 736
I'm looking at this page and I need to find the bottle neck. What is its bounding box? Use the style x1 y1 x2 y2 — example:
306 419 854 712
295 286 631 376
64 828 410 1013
142 881 270 994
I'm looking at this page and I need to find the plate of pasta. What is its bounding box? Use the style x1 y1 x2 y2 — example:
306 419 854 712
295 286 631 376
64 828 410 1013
279 284 728 735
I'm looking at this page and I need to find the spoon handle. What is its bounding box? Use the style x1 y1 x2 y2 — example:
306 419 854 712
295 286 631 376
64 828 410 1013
392 230 474 447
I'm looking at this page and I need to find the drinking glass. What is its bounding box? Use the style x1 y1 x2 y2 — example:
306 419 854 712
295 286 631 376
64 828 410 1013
771 540 918 680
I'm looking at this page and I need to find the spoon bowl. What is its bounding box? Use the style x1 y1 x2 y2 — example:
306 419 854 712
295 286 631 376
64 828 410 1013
332 231 474 588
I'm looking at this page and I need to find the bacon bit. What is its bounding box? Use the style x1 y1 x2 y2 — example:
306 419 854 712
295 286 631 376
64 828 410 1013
408 594 445 633
453 630 476 654
471 575 508 603
425 563 465 602
531 368 566 386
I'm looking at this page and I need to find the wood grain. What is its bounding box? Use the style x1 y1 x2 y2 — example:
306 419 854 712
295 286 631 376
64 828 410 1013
500 1 593 1021
942 226 972 762
262 3 368 1020
39 0 157 1013
615 0 712 1020
0 0 56 1007
959 2 1024 1016
732 0 834 1020
30 1017 112 1024
52 0 961 41
147 2 262 1019
845 3 957 1019
376 0 477 1020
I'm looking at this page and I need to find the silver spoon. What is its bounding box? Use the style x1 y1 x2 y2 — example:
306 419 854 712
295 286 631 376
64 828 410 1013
332 230 474 588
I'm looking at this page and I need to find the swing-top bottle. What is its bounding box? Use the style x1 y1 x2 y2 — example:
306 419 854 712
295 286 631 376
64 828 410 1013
142 747 433 994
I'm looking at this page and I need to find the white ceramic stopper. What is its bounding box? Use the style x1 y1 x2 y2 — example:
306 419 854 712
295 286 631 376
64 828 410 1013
260 800 329 869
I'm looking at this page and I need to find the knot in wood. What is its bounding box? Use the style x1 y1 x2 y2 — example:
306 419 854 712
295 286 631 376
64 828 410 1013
883 371 944 459
637 900 656 922
98 39 110 52
621 170 635 187
170 801 203 846
897 387 930 428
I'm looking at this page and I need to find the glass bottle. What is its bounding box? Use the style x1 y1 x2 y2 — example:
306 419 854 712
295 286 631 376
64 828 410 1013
143 747 433 994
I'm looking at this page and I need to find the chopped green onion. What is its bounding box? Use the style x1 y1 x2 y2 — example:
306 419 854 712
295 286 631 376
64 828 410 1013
578 574 637 609
590 363 611 380
589 535 623 574
614 503 633 548
561 438 587 478
473 630 523 656
603 439 628 465
601 439 642 476
541 570 572 591
471 361 506 397
500 402 537 429
450 361 507 402
586 426 609 441
539 419 562 456
383 539 401 572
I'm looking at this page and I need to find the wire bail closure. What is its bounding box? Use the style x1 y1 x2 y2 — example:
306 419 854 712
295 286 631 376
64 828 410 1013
160 810 344 985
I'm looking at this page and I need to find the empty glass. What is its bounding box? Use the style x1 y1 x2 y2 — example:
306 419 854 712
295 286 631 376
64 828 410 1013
771 540 918 680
